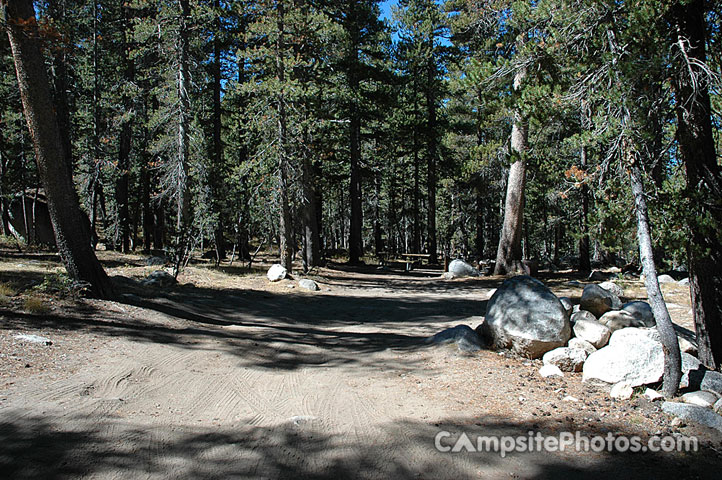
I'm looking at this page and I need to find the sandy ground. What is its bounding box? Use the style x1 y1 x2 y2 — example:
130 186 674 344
0 252 721 479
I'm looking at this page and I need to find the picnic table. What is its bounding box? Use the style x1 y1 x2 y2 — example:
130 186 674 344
399 253 431 271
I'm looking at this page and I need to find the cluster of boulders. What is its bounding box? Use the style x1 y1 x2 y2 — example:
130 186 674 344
468 274 722 432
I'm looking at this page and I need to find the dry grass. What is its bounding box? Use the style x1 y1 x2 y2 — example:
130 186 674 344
23 296 50 314
0 282 16 296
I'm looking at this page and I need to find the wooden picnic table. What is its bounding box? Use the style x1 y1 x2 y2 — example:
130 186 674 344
399 253 431 270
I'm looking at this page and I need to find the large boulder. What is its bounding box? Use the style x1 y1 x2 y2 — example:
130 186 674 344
428 325 483 353
573 319 611 349
447 259 479 277
621 301 655 327
570 310 598 324
582 328 664 387
267 264 288 282
480 276 571 359
657 274 676 284
580 284 622 318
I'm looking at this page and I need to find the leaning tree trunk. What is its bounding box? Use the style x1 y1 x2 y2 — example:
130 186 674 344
3 0 113 298
630 160 681 397
494 62 528 276
670 0 722 370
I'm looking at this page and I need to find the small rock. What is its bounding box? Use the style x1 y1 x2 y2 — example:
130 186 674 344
145 256 168 266
685 367 722 395
610 381 634 400
677 278 690 286
298 279 320 291
142 270 177 287
428 325 483 353
542 347 587 372
580 283 622 318
267 264 287 282
539 364 564 378
599 281 625 297
714 398 722 414
599 310 638 332
13 334 52 346
563 396 578 402
568 337 596 356
657 274 676 284
644 388 664 401
681 391 720 408
662 402 722 433
573 319 611 348
678 353 703 389
670 417 686 428
678 336 697 355
571 310 597 323
441 272 457 280
621 301 656 327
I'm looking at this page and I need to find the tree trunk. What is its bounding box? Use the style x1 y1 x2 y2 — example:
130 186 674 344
117 7 133 254
475 185 484 259
173 0 192 274
579 146 591 272
301 154 320 271
347 1 363 264
426 55 437 264
211 0 226 260
630 160 681 396
4 0 113 298
670 0 722 369
494 63 528 275
276 0 293 271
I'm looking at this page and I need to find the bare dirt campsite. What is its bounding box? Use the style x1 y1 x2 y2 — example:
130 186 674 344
0 250 720 479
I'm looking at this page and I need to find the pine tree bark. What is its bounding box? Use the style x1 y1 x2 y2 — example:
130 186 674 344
425 54 437 264
494 62 528 275
3 0 113 298
579 146 591 272
347 1 363 264
211 0 226 260
630 160 681 397
670 0 722 369
301 153 320 271
276 0 293 271
116 4 134 254
173 0 192 272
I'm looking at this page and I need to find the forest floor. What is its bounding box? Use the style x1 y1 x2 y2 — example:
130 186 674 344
0 248 721 479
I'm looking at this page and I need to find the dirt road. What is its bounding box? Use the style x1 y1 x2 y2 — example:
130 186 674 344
1 264 720 479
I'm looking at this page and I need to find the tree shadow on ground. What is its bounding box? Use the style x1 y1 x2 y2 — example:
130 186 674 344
0 411 717 479
0 269 490 372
